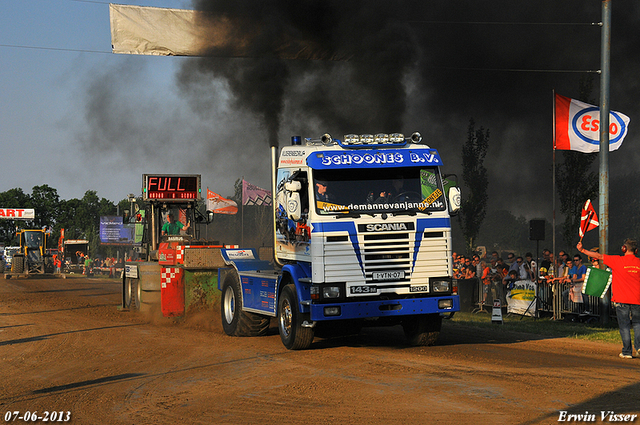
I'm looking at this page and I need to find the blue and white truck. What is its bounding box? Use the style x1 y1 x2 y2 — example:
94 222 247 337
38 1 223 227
219 132 461 349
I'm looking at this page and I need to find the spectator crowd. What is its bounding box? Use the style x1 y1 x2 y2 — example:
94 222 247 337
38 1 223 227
452 248 598 314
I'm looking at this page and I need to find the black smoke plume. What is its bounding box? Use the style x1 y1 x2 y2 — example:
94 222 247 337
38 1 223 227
181 0 419 146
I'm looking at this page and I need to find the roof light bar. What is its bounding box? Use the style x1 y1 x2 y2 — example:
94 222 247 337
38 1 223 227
342 133 407 146
302 132 423 147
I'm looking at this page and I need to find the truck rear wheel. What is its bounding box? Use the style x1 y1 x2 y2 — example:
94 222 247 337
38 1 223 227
220 273 269 337
402 314 442 346
278 284 314 350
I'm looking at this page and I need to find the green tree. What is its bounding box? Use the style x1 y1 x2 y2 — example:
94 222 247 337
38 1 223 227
0 188 31 244
30 184 60 229
459 119 489 254
231 178 243 204
556 152 598 247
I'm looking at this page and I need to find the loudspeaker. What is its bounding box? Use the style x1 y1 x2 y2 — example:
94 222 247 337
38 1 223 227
529 219 545 241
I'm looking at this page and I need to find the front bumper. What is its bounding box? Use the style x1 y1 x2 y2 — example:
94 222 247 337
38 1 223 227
310 295 460 321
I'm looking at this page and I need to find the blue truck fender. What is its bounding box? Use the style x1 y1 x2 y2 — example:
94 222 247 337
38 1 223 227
280 262 312 314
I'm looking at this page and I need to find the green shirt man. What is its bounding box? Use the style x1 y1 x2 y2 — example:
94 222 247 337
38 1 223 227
161 213 190 236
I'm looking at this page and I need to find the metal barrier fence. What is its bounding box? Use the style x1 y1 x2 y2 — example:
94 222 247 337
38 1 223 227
460 277 616 320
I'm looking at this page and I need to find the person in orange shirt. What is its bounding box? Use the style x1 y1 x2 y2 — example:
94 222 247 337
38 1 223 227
577 239 640 359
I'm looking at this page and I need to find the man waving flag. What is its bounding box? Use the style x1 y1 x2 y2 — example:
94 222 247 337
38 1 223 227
579 199 599 240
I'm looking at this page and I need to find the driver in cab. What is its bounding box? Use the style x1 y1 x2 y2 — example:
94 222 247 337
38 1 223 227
372 177 409 203
161 213 190 236
315 180 335 203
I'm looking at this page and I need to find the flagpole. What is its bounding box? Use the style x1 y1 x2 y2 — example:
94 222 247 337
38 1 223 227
579 210 594 243
552 89 557 275
241 177 244 247
206 187 209 241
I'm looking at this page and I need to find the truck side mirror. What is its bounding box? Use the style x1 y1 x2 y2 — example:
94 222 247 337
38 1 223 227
284 181 302 221
284 181 302 191
448 186 461 215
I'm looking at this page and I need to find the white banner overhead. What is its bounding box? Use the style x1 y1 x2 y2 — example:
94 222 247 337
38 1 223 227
109 3 352 60
110 4 204 56
0 208 35 220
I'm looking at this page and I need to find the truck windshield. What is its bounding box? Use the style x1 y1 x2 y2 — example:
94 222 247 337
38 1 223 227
313 167 446 215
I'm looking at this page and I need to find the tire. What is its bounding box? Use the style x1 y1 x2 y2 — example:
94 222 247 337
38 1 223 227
402 314 442 346
44 257 54 274
220 272 269 337
12 256 24 274
124 278 141 311
278 284 314 350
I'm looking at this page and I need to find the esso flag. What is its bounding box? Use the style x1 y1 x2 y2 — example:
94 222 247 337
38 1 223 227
555 93 630 153
0 208 35 220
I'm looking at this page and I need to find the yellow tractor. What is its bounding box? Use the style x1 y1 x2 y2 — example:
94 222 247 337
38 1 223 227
10 229 55 275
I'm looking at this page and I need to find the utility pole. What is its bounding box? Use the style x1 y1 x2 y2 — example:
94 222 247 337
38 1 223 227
599 0 611 324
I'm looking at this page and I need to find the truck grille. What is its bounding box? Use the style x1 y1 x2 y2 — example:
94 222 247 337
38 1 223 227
322 227 449 286
363 233 411 282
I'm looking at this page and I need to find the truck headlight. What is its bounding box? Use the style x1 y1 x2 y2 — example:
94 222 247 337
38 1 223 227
431 279 451 293
323 286 341 299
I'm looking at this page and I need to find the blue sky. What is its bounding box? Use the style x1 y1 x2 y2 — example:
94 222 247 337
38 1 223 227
0 0 258 203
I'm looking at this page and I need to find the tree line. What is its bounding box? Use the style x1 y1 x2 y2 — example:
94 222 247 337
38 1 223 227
0 183 272 257
0 185 129 257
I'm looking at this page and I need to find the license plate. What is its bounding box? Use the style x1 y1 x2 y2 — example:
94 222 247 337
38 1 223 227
372 271 405 281
350 285 377 294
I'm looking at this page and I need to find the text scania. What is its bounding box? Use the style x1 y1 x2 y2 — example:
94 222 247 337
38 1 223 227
366 223 408 232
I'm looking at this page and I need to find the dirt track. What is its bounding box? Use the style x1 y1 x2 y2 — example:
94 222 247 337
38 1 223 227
1 275 639 425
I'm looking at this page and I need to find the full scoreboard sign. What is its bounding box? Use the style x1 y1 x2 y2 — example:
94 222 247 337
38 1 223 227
142 174 201 201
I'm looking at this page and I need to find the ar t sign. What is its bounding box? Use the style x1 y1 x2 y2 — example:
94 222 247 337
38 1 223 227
0 208 35 220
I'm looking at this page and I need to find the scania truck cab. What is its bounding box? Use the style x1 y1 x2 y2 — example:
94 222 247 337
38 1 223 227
219 132 461 349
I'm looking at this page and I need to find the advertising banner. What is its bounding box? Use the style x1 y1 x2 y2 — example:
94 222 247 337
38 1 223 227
0 208 35 220
506 280 537 317
99 216 135 245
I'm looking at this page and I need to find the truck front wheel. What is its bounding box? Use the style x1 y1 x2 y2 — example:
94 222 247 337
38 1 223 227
278 284 314 350
220 273 269 337
402 314 442 346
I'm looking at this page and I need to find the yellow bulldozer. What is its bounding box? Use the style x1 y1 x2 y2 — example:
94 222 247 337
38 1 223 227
10 229 55 275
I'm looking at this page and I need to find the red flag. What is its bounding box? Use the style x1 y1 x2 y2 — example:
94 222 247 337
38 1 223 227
554 93 630 153
579 199 599 238
207 189 238 215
